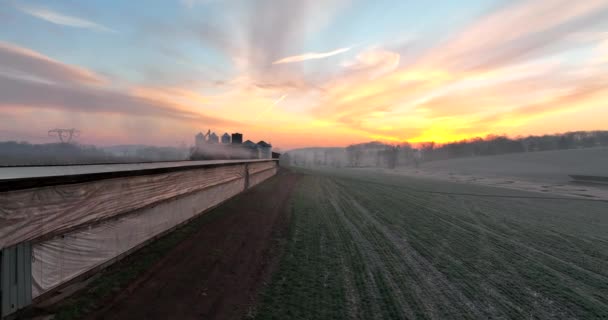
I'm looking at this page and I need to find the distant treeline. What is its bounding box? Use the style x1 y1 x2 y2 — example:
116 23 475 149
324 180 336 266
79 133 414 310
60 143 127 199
420 131 608 161
282 130 608 169
0 141 189 166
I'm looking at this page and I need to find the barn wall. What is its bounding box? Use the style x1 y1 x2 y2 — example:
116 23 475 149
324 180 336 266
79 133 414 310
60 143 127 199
249 167 278 188
0 164 248 249
0 160 278 315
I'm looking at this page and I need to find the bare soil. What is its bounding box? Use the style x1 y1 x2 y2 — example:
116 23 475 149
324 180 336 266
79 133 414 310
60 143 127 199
85 169 299 320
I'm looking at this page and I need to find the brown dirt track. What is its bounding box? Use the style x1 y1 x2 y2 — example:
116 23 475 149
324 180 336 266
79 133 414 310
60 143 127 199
86 169 299 320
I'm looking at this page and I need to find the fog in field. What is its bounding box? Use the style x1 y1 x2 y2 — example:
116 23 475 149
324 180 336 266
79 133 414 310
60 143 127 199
282 131 608 200
0 141 190 166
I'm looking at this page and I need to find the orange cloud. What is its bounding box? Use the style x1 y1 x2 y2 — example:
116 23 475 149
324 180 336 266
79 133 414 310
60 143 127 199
290 0 608 145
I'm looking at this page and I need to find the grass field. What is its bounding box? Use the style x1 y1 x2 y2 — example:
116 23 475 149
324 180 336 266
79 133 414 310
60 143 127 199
255 168 608 319
418 147 608 183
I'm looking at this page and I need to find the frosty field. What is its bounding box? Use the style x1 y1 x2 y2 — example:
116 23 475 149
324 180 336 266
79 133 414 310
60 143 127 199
256 167 608 319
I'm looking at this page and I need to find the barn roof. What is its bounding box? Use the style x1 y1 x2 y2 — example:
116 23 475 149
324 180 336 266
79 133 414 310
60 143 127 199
257 141 272 147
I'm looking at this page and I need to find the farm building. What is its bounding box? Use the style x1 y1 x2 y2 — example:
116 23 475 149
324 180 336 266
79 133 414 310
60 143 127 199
0 159 279 318
221 133 231 144
243 140 260 159
191 131 272 160
257 141 272 159
231 133 243 144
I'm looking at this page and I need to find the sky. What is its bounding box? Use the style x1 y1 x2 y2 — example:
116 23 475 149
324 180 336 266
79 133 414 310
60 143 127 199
1 0 608 150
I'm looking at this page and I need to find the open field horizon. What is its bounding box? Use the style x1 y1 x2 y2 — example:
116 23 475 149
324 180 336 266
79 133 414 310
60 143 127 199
16 164 608 320
416 147 608 181
255 167 608 319
374 147 608 201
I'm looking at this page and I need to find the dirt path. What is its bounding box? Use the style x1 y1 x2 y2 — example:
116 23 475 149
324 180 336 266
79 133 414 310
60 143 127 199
87 169 299 320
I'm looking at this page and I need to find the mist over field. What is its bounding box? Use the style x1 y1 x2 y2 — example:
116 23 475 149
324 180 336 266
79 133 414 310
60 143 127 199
283 130 608 169
0 141 189 166
282 131 608 201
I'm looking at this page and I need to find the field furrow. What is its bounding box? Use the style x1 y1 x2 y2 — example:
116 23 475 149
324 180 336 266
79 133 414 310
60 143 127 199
255 168 608 319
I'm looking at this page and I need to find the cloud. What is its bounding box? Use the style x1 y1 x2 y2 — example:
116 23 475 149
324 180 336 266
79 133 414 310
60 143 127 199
273 47 351 64
254 94 287 120
313 48 424 123
0 41 105 85
419 0 608 72
17 5 116 33
0 74 237 126
180 0 219 8
0 41 238 130
242 0 348 65
295 0 608 143
135 0 351 97
194 0 348 88
129 86 210 110
480 79 608 125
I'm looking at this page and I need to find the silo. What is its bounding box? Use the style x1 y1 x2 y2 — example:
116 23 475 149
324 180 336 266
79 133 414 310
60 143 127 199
221 133 231 144
208 132 219 144
231 133 243 144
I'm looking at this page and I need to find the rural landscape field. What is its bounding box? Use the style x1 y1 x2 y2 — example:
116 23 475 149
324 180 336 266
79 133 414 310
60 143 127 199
254 167 608 319
4 1 608 319
21 161 608 320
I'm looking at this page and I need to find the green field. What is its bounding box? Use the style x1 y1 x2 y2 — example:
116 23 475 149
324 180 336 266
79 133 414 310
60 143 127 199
255 168 608 319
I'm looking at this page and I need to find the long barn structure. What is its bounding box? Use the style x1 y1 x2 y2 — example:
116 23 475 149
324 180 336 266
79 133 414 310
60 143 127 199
0 159 278 318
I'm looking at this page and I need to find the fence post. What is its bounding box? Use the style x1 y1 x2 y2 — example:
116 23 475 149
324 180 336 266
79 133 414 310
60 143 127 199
244 163 250 190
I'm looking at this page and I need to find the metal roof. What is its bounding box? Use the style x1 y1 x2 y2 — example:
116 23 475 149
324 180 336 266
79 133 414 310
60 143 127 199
257 141 272 147
0 159 273 181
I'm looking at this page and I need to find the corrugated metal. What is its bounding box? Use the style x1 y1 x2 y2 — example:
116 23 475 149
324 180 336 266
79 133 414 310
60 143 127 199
1 242 32 318
0 159 272 181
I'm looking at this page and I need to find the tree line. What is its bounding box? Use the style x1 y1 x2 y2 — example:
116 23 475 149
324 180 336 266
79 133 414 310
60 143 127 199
0 141 189 166
281 130 608 169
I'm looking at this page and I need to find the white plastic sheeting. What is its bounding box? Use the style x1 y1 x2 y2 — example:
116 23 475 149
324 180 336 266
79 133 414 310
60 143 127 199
0 159 269 180
0 164 247 249
0 160 278 298
31 177 248 297
30 157 279 298
250 167 278 188
248 161 277 175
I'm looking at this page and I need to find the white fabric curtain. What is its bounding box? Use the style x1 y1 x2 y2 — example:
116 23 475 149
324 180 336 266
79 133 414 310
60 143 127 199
0 164 248 249
29 161 277 297
31 178 248 297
